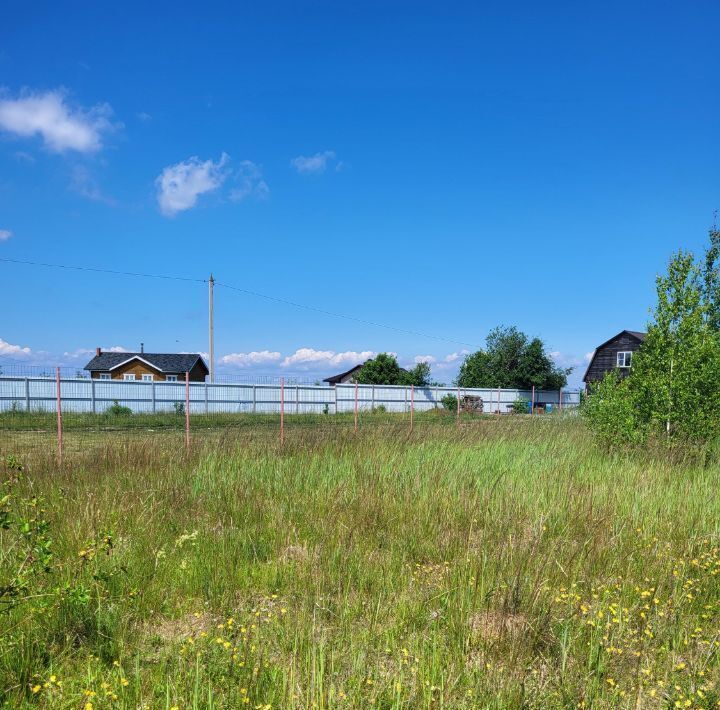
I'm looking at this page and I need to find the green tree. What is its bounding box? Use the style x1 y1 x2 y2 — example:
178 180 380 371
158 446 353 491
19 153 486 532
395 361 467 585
584 242 720 447
457 326 570 389
354 353 431 386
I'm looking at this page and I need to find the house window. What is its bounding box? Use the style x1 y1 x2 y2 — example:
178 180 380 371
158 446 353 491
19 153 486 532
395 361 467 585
617 351 633 368
141 374 153 382
123 373 136 381
98 373 111 380
166 374 178 382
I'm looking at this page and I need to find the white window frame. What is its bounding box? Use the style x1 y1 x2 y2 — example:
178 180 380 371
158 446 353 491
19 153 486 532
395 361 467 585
98 373 111 380
616 351 633 368
141 373 153 382
123 373 136 381
165 374 178 382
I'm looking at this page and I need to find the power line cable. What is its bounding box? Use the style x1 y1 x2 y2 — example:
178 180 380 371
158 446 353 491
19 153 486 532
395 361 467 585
0 257 206 283
215 281 476 348
0 256 477 349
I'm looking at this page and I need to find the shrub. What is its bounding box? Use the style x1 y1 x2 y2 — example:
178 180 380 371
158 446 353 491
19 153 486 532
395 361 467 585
441 394 457 412
511 398 530 414
106 400 132 416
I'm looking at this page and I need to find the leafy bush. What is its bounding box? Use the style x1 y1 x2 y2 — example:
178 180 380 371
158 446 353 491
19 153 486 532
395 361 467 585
106 400 132 416
511 398 530 414
441 394 457 412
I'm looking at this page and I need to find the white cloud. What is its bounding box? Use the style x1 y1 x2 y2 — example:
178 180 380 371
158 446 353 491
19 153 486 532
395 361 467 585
229 160 269 202
0 229 11 241
220 351 282 368
137 111 152 122
106 345 129 353
0 89 118 153
290 150 337 174
444 350 470 363
0 337 32 358
281 348 374 369
414 354 437 364
585 351 595 362
156 153 229 217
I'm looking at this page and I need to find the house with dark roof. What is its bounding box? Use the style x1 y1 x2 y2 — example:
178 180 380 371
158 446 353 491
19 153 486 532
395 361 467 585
84 348 209 382
583 330 646 385
323 363 366 385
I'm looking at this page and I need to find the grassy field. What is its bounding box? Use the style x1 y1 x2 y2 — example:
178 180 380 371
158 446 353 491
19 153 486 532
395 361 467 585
1 417 719 708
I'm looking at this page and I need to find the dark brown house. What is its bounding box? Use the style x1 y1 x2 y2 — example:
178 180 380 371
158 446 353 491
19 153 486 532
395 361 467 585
323 363 366 385
583 330 646 385
84 348 208 382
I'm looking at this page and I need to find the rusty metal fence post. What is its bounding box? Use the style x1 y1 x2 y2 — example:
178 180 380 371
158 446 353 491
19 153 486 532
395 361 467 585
56 367 63 465
185 371 190 451
410 384 414 433
354 381 358 433
280 377 285 445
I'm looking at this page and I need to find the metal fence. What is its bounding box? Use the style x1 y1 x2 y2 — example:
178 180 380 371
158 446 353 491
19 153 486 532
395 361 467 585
0 366 581 464
0 373 580 416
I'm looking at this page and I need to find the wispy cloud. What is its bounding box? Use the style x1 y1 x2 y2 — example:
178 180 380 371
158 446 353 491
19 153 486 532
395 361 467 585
155 153 229 217
229 161 269 202
69 165 116 205
290 150 337 174
414 354 437 364
220 351 282 368
137 111 152 122
63 348 94 359
0 229 11 241
0 89 119 153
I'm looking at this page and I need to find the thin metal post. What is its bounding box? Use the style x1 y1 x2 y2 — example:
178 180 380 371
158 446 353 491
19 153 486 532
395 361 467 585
334 384 338 414
497 386 501 415
410 384 414 433
296 385 300 415
559 388 562 412
55 367 63 465
252 384 257 414
90 378 96 414
531 385 535 415
204 382 209 415
371 384 375 410
185 371 190 451
208 274 215 383
24 377 30 412
280 377 285 445
456 386 460 425
151 380 156 413
354 381 358 433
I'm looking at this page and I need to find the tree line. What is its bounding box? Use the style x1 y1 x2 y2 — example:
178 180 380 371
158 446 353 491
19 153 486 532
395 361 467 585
352 328 570 390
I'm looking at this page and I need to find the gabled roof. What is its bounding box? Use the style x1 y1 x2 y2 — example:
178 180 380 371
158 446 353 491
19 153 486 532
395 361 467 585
84 352 208 374
323 363 366 384
582 330 646 382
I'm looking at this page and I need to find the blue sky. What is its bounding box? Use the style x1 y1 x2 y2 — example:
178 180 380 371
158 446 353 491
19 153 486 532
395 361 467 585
1 1 718 386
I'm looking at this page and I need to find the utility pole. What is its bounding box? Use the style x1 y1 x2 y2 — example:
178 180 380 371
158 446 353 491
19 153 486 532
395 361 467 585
208 273 215 383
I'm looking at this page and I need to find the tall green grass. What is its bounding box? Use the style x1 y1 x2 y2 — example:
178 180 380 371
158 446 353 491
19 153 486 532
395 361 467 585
1 418 719 708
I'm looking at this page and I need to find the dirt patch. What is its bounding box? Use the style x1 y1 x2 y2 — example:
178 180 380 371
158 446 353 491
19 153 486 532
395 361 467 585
469 610 527 641
280 544 314 563
145 611 215 644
